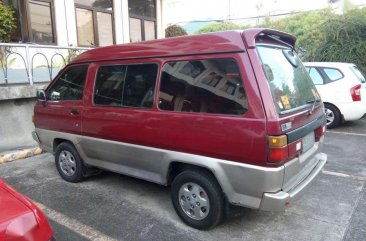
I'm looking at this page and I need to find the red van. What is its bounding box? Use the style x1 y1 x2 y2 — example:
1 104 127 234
33 29 327 229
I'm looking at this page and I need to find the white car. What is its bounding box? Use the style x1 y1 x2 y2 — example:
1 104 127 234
303 62 366 128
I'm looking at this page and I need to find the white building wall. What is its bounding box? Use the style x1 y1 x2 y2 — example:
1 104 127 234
53 0 78 47
53 0 164 46
53 0 68 46
113 0 124 44
121 0 130 43
156 0 164 38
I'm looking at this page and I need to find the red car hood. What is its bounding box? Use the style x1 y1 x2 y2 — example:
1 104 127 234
0 178 54 241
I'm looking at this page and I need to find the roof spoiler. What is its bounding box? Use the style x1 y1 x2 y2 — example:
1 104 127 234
242 28 296 49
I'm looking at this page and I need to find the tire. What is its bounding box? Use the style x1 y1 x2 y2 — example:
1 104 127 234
55 142 85 183
324 103 341 129
171 169 224 230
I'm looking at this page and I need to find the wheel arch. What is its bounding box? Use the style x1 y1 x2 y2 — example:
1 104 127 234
53 138 75 152
166 162 223 191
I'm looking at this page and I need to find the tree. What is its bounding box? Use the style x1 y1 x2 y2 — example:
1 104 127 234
195 7 366 73
0 2 17 42
165 25 188 38
260 9 335 60
313 8 366 73
196 22 246 34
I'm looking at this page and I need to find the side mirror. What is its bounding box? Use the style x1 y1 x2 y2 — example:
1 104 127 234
36 89 46 101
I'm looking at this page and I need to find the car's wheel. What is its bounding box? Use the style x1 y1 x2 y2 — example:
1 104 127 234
171 169 224 230
324 103 341 129
55 142 85 183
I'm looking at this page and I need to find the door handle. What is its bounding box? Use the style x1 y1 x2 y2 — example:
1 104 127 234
70 109 80 116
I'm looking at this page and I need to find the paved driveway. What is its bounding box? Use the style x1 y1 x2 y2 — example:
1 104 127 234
1 119 365 241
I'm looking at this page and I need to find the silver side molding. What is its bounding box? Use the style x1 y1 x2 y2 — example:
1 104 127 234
34 128 326 210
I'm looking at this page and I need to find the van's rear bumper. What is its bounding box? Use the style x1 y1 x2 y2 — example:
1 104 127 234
259 153 327 211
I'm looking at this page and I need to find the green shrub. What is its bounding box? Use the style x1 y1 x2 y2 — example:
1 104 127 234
313 8 366 73
260 7 366 73
197 22 246 34
165 25 188 38
0 2 17 42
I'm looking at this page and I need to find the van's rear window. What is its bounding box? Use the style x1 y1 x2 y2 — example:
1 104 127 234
257 45 319 114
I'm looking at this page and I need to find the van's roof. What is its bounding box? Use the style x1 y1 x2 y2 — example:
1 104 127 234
71 28 296 64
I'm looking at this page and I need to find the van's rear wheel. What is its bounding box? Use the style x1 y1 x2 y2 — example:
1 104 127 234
55 142 85 183
324 103 341 129
171 169 224 230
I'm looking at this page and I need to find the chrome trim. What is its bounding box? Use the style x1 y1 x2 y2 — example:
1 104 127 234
34 128 327 210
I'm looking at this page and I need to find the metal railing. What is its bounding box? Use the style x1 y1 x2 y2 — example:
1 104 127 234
0 43 92 86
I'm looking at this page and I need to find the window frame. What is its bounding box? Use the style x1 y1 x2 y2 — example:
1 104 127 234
5 0 57 44
128 0 157 42
92 62 159 109
46 63 89 102
157 57 248 116
318 67 344 84
75 3 115 47
306 67 325 85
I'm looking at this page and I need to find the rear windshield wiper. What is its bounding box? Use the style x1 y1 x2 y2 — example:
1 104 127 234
306 98 321 115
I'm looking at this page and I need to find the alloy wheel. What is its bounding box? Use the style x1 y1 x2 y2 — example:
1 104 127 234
178 182 210 220
58 150 76 176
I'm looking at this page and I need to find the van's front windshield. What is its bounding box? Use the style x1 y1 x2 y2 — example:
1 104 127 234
257 44 319 114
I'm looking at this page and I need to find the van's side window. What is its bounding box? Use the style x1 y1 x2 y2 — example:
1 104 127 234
94 65 126 106
94 64 158 108
47 65 88 101
159 59 248 115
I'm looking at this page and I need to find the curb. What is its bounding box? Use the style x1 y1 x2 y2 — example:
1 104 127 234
0 147 43 164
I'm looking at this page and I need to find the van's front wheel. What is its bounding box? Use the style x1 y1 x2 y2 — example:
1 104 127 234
171 170 224 230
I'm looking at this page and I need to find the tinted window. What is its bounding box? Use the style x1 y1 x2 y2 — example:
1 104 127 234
128 0 157 42
94 65 126 106
29 0 54 43
129 0 156 18
123 64 158 107
306 67 324 85
47 65 88 101
75 0 113 10
76 8 95 46
159 59 248 115
257 46 318 113
94 64 158 108
75 0 114 46
322 68 343 81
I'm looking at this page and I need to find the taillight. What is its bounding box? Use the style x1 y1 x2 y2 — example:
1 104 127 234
315 125 326 142
268 135 288 163
32 115 35 123
350 84 361 101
